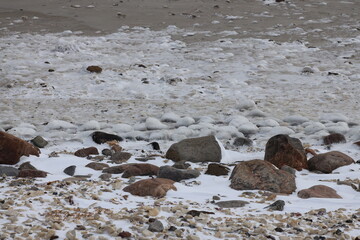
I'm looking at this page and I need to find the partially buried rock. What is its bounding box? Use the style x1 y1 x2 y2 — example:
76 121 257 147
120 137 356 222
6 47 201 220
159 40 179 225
205 163 230 176
148 220 164 232
31 136 48 148
323 133 346 145
230 159 296 194
215 200 249 208
102 163 159 178
64 165 76 176
308 151 355 173
74 147 99 157
264 134 308 171
123 178 177 198
86 65 102 73
233 137 253 147
18 169 47 178
18 162 37 170
157 166 200 182
264 200 285 211
165 135 221 163
101 149 113 157
85 162 109 171
0 131 40 165
0 166 19 177
91 131 123 144
110 152 132 163
298 185 342 199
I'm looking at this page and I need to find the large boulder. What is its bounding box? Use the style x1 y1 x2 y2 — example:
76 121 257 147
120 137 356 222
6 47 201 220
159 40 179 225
157 166 200 182
123 178 177 198
297 185 342 199
165 136 222 163
264 134 307 171
307 151 354 173
102 163 159 178
0 166 19 177
0 131 40 165
229 159 296 194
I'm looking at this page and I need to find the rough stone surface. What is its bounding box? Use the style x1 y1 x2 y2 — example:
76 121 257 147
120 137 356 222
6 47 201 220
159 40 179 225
102 163 159 178
99 173 112 181
86 65 102 73
123 178 177 198
64 165 76 176
264 134 308 171
205 163 230 176
85 162 109 171
265 200 285 211
91 131 123 144
229 159 296 194
0 131 40 165
148 220 164 232
323 133 346 145
0 166 19 176
215 200 249 208
74 147 99 157
297 185 342 199
308 151 355 173
157 166 200 182
18 161 37 170
281 165 296 175
31 136 48 148
18 169 47 178
165 135 221 163
110 152 132 163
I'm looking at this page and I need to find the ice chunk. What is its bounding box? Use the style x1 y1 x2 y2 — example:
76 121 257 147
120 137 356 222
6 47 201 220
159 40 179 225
283 115 309 125
78 120 100 131
175 117 196 127
146 117 168 130
46 120 76 130
161 112 180 123
320 113 349 123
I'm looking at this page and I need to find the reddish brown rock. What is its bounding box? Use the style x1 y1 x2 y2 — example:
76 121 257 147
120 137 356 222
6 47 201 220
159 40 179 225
85 162 109 171
86 65 102 73
0 131 40 165
308 151 355 173
18 169 47 178
297 185 342 199
264 134 308 171
102 163 159 178
229 159 296 194
123 178 177 198
205 163 230 176
323 133 346 145
118 231 131 238
74 147 99 157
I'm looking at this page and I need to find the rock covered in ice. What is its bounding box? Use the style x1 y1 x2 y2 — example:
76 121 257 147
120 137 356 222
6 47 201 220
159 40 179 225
255 119 280 127
175 117 196 127
78 120 100 131
303 122 326 135
161 112 180 123
146 117 168 130
320 113 349 123
325 122 349 135
283 115 309 125
112 123 134 133
46 120 76 130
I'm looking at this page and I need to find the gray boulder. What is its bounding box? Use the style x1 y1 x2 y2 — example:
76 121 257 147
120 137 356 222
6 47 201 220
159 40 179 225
157 166 200 182
0 166 19 177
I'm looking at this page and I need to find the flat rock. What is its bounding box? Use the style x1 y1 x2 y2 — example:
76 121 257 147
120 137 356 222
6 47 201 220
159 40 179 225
85 162 109 171
123 178 177 198
157 166 200 182
86 65 102 73
102 163 159 178
308 151 354 173
297 185 342 199
0 166 19 177
110 152 132 163
165 135 221 163
215 200 249 208
265 200 285 211
74 147 99 157
205 163 230 176
18 169 47 178
91 131 123 144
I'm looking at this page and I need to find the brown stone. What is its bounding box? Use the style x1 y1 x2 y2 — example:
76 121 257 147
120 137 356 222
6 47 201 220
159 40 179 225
118 231 131 238
205 163 230 176
264 134 308 171
85 162 109 171
18 162 37 170
308 151 354 173
86 65 102 73
123 178 177 198
102 163 159 178
74 147 99 157
18 169 47 178
323 133 346 145
110 152 132 163
0 131 40 165
229 159 296 194
297 185 342 199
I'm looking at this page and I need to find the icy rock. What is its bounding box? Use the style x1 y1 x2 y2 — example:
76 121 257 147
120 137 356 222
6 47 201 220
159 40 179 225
175 117 196 127
79 120 100 131
283 115 309 125
308 151 355 173
173 126 194 137
112 123 133 133
198 116 215 123
161 112 180 123
149 131 169 140
46 120 76 130
266 126 295 136
247 109 267 117
304 122 326 135
255 119 280 127
0 166 19 177
233 137 252 146
7 127 36 137
145 117 168 130
236 97 256 110
298 185 342 199
320 113 349 123
325 122 349 135
157 166 200 182
237 122 259 134
227 116 250 127
264 200 285 211
133 123 147 131
301 66 315 74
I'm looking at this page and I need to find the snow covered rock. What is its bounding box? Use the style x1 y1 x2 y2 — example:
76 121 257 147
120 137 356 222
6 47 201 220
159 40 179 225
297 185 342 199
175 117 196 127
123 178 177 198
46 120 76 130
320 113 349 123
307 151 355 173
283 115 309 125
146 117 168 130
161 112 181 123
78 120 101 131
165 135 222 163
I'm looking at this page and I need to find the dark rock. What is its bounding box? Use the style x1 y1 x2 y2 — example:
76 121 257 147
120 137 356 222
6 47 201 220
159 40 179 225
74 147 99 157
118 231 131 238
168 226 177 231
265 200 285 211
0 166 19 177
205 163 230 176
354 141 360 147
298 185 342 199
215 200 249 208
308 151 355 173
86 65 102 73
157 166 200 182
281 165 296 175
0 131 40 165
18 162 37 171
110 152 132 163
264 134 308 171
148 220 164 232
274 227 284 232
85 162 109 171
101 149 113 156
102 163 159 178
172 161 190 169
229 159 296 194
323 133 346 145
31 136 48 148
123 178 177 198
64 165 76 176
165 135 221 163
150 142 160 150
99 173 111 181
233 137 253 147
187 210 214 217
91 131 123 144
18 169 47 178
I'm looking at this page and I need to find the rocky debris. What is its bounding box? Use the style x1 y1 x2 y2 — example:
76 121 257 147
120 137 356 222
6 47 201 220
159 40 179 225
63 165 76 176
148 219 164 232
233 137 253 146
157 166 200 182
31 136 48 148
264 134 308 171
0 131 40 165
298 185 342 199
230 159 296 194
308 151 355 173
0 166 19 176
110 152 132 163
91 131 123 144
215 200 249 208
86 65 102 73
18 161 37 170
265 200 285 211
103 163 159 178
323 133 346 145
205 163 230 176
74 147 99 157
85 162 109 171
123 178 177 198
172 161 190 169
18 169 47 178
166 135 221 163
